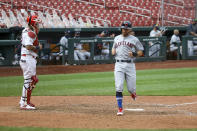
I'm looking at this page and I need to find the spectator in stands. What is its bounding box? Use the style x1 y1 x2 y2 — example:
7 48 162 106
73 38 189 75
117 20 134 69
74 31 90 60
170 29 181 52
186 19 197 56
149 24 165 57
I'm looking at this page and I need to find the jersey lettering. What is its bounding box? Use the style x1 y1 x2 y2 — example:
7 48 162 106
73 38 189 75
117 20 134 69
115 41 134 48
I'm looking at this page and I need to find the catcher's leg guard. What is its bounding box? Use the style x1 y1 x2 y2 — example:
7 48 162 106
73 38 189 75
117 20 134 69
27 88 35 107
20 78 36 109
31 75 39 87
20 78 31 106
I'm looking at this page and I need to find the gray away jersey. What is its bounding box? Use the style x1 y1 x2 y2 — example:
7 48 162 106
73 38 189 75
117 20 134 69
112 35 144 60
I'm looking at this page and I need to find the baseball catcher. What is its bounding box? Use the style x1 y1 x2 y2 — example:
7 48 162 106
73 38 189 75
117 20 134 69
19 15 42 110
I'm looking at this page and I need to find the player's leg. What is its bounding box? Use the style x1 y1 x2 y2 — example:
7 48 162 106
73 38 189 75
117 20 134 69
149 42 154 57
156 44 160 56
19 57 37 110
188 40 194 56
74 50 79 60
101 49 109 59
125 63 137 101
114 68 125 115
78 51 86 60
84 51 90 59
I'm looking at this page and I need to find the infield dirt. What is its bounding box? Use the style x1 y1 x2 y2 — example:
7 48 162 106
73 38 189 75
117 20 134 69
0 96 197 129
0 60 197 129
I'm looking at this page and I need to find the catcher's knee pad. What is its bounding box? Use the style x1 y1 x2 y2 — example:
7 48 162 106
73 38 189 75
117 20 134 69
31 75 39 86
24 78 32 90
116 92 123 97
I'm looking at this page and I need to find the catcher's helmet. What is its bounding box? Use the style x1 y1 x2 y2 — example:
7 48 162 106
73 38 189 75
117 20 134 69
121 21 132 29
27 15 41 27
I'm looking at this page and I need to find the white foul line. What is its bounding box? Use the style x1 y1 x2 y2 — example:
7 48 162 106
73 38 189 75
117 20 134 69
124 108 144 111
132 101 197 108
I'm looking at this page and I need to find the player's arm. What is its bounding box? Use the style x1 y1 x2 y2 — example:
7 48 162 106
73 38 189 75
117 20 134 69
190 31 197 37
129 38 144 57
112 48 116 55
129 50 143 57
112 40 117 55
25 44 42 52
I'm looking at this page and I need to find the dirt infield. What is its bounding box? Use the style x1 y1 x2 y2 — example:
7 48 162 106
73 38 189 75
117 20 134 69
1 60 197 129
0 96 197 129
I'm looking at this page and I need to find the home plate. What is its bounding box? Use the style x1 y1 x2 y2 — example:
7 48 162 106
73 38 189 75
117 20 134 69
124 108 144 111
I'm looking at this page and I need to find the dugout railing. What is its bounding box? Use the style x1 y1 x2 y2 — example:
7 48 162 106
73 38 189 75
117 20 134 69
66 36 167 65
0 40 47 66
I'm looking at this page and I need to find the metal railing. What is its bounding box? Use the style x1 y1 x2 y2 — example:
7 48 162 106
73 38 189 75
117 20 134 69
0 1 12 7
155 0 184 8
168 14 193 21
27 2 61 14
75 0 105 8
76 14 111 27
119 4 151 18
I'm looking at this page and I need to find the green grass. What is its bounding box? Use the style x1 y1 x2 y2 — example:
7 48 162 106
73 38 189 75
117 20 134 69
0 127 196 131
0 67 197 97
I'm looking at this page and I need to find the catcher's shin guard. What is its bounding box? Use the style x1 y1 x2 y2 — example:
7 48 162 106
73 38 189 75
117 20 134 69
20 78 35 108
27 88 35 107
31 75 39 86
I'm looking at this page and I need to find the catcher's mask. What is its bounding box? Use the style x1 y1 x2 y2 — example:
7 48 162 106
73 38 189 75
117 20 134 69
27 15 41 27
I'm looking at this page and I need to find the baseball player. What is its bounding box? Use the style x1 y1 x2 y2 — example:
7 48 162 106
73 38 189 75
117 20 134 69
149 24 165 57
170 29 181 52
74 31 90 60
186 19 197 56
59 30 70 56
112 21 144 116
19 15 42 110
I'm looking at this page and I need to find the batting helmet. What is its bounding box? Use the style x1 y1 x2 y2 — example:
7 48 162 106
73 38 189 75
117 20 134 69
121 21 132 29
27 15 41 27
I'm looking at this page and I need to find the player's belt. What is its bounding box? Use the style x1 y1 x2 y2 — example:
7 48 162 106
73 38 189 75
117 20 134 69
21 54 37 59
116 60 133 63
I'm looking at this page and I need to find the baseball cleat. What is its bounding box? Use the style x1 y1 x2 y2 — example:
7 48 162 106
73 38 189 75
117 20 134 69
20 104 36 110
131 92 137 101
117 108 123 116
28 102 35 107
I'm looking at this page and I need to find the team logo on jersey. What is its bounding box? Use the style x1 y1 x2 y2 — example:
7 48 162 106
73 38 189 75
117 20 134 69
115 41 135 48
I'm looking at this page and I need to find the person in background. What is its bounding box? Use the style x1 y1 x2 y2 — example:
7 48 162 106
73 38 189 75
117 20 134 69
74 31 90 60
58 30 70 57
186 19 197 56
149 24 165 57
170 29 181 52
94 31 109 60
